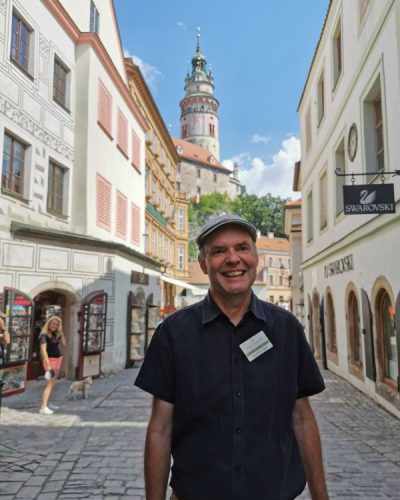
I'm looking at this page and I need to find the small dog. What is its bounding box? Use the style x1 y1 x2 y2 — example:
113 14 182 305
69 376 93 400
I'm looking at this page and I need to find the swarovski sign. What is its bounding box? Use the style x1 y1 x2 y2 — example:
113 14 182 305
343 184 395 214
324 255 354 278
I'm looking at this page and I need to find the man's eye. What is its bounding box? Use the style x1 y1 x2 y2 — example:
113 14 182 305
238 245 249 251
211 248 224 255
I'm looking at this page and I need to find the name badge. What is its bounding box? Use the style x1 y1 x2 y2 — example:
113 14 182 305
239 331 273 362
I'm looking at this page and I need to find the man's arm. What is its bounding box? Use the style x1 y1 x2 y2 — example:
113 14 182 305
145 396 174 500
292 397 329 500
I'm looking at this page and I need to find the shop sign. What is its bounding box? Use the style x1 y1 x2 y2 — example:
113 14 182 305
343 184 395 214
324 254 354 278
131 271 149 285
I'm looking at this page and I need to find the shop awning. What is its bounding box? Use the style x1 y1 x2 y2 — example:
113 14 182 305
160 275 206 293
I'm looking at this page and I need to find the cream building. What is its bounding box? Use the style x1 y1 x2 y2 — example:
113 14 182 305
298 0 400 417
0 0 161 393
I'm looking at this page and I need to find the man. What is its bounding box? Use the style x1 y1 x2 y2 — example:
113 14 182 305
135 214 329 500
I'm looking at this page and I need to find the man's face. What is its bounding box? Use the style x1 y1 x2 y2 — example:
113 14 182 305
198 225 258 301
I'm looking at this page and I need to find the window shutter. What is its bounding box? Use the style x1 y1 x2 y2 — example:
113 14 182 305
96 173 111 230
98 79 112 135
117 109 128 155
116 191 128 239
132 130 141 171
131 203 140 245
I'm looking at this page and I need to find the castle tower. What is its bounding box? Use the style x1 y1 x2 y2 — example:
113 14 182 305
179 30 220 160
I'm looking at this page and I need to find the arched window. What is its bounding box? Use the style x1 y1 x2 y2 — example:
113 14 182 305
347 290 363 376
378 290 398 385
326 292 338 364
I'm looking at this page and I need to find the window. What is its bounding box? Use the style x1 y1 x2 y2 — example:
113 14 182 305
11 11 32 74
363 76 385 175
305 105 312 153
378 290 398 384
131 203 141 245
47 161 66 214
306 189 314 242
53 57 70 109
269 296 274 303
2 133 26 197
98 79 112 136
269 275 274 286
269 257 273 268
319 171 327 230
181 125 187 138
213 173 217 183
96 173 111 230
178 245 185 270
348 291 362 367
278 258 283 268
117 110 128 156
115 191 128 240
209 123 215 137
279 276 283 286
131 129 141 172
326 292 338 363
196 186 201 196
197 169 201 178
90 0 100 34
334 139 346 215
178 208 184 231
317 70 325 126
332 17 342 89
176 181 181 191
176 163 181 174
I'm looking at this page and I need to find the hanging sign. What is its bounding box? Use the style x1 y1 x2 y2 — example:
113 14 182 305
343 184 395 214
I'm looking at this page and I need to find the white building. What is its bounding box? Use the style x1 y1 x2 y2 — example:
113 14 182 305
0 0 161 394
298 0 400 417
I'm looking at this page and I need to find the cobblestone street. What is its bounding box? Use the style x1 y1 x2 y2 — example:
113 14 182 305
1 367 400 499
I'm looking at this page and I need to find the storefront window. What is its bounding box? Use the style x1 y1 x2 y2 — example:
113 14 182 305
326 292 338 362
379 291 398 383
348 291 362 366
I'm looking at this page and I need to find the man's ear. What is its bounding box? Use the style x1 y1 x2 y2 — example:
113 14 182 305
198 253 208 275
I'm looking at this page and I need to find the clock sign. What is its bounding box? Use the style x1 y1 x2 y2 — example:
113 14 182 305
348 123 358 162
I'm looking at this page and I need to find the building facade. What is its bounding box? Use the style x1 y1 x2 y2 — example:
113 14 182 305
0 0 161 394
125 58 190 313
298 0 400 417
174 35 244 200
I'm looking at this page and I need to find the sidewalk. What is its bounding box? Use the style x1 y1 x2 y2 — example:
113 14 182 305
1 367 400 499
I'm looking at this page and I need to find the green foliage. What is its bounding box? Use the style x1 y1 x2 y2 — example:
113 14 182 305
188 192 288 260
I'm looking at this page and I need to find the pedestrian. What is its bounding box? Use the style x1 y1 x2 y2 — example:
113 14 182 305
135 214 329 500
0 312 10 346
39 315 66 415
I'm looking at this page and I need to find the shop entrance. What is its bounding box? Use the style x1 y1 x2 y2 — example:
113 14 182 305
29 290 73 381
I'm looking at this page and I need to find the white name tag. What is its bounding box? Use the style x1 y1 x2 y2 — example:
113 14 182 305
239 331 273 362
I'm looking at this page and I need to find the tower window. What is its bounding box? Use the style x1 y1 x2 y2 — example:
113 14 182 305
209 124 215 137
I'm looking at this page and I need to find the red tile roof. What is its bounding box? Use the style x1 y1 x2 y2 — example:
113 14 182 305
256 236 290 252
172 137 231 172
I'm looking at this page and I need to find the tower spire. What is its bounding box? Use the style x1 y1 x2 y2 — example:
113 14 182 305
196 26 201 52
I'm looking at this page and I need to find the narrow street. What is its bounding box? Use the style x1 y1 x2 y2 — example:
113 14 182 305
1 367 399 499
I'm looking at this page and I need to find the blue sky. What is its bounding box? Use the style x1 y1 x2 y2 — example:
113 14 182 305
114 0 329 199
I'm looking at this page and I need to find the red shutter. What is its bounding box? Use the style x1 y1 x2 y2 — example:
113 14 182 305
116 191 128 239
96 173 111 230
131 203 140 245
131 129 141 172
117 109 128 156
98 79 112 135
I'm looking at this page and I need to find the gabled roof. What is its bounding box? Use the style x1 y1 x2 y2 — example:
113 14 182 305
284 198 301 208
172 138 231 172
256 236 290 252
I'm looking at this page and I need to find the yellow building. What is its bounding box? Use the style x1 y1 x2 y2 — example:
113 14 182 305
125 58 190 312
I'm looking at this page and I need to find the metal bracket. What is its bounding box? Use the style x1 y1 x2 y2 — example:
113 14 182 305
335 168 400 185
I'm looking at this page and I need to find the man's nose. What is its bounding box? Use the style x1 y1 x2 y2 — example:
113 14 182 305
225 248 240 263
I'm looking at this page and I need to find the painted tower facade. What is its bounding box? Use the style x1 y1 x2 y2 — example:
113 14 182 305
179 33 220 160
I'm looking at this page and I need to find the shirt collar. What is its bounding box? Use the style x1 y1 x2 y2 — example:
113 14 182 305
202 290 268 325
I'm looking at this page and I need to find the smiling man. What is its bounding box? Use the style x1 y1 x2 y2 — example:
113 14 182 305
135 214 329 500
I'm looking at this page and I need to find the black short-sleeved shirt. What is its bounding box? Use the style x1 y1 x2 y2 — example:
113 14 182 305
39 333 61 358
135 292 325 500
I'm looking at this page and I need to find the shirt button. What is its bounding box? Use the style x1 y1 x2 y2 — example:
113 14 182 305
236 427 242 434
235 392 241 397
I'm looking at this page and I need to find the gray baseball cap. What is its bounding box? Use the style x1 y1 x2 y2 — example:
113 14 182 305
196 214 257 247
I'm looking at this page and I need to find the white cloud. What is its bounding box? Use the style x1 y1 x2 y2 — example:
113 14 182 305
123 50 162 92
252 134 271 145
224 136 300 199
177 21 187 30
